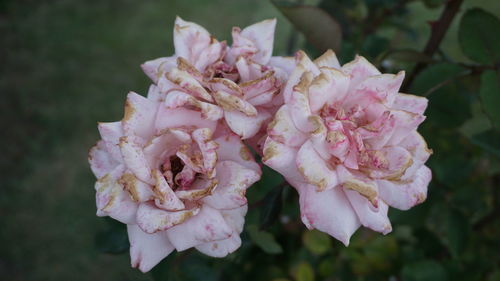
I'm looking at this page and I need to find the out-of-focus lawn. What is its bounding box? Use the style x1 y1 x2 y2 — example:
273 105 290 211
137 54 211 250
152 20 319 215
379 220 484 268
0 1 292 280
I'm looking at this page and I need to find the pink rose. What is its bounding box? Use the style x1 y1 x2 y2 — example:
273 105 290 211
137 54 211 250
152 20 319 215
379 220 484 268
141 17 295 141
88 85 261 272
262 50 432 245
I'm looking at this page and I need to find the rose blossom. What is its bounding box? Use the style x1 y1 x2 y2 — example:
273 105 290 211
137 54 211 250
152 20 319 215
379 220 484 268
88 84 261 272
262 50 432 245
141 17 295 142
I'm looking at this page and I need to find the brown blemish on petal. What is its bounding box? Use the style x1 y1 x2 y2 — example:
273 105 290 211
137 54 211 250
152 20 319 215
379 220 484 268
239 71 275 88
119 173 141 202
382 157 413 181
308 115 326 135
123 99 135 122
343 179 378 206
210 78 243 96
294 71 313 95
262 142 279 162
177 57 202 77
297 165 327 191
239 146 252 161
213 91 257 116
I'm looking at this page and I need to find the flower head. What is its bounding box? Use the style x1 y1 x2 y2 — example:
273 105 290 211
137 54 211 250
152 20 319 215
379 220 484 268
141 17 295 141
263 50 432 245
89 85 261 272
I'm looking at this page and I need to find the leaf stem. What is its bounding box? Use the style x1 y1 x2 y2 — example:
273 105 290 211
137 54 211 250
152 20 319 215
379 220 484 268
402 0 464 92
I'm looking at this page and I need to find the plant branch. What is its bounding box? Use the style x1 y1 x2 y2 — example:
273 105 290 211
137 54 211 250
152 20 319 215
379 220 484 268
402 0 464 92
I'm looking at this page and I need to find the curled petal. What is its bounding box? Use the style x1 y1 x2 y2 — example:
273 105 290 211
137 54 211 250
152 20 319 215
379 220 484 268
166 205 233 251
224 110 271 139
97 122 124 162
143 129 191 169
155 107 217 133
262 137 305 186
193 128 219 177
137 202 200 233
89 141 118 179
141 56 176 83
393 93 428 115
152 169 185 211
127 224 174 273
341 55 381 87
377 165 431 210
95 168 138 224
297 140 338 191
344 189 392 234
213 90 258 116
119 172 154 202
213 133 260 173
299 185 360 246
119 136 153 184
308 67 349 112
122 92 157 140
239 19 276 64
167 68 213 102
267 105 308 147
164 90 223 121
203 161 260 209
313 49 341 69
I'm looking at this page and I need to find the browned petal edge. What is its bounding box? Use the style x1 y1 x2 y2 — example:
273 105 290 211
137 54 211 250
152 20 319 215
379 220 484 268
343 179 378 206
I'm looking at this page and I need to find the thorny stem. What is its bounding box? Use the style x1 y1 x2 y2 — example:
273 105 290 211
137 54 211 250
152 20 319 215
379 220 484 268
402 0 464 92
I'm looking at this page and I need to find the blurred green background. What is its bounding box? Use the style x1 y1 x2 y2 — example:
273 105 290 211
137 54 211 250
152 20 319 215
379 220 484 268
1 0 499 280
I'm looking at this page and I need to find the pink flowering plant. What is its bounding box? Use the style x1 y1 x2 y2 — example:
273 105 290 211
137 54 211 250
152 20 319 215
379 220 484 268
86 1 500 279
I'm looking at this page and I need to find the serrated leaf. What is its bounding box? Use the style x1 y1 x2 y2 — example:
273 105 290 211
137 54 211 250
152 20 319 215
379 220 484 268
458 8 500 64
247 225 283 254
479 70 500 128
259 183 284 230
302 230 331 255
272 0 342 53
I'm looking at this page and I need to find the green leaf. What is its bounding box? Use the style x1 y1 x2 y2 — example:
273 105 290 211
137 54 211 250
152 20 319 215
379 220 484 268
381 49 436 64
470 129 500 157
411 63 470 128
272 0 342 53
247 225 283 254
479 70 500 128
402 260 448 281
302 230 332 255
94 221 129 254
259 183 284 230
458 8 500 64
293 262 315 281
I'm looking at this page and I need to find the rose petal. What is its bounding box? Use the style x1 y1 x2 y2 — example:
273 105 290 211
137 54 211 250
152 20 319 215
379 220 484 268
376 165 431 210
297 140 338 191
299 185 360 246
137 202 200 233
202 161 260 209
127 224 174 273
344 189 392 234
313 49 341 69
166 205 233 251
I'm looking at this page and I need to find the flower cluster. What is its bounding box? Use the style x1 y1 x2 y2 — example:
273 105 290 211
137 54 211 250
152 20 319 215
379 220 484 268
88 17 431 272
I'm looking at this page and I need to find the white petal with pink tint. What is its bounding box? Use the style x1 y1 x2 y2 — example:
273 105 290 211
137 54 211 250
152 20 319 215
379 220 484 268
128 224 174 273
299 185 360 245
166 205 233 251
